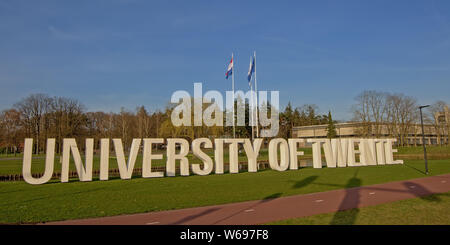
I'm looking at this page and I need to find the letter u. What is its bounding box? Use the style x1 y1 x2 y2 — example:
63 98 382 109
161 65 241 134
22 138 55 185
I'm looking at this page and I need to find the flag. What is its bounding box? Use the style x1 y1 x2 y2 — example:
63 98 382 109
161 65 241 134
247 55 255 85
226 57 233 79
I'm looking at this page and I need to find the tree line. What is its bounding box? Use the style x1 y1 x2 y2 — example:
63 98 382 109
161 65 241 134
0 91 447 155
0 93 334 154
351 90 449 146
0 94 168 154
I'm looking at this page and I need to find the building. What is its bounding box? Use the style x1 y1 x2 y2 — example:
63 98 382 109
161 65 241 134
435 105 449 125
292 106 449 146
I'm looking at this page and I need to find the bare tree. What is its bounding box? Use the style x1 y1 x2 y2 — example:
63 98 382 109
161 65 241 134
352 91 418 145
14 94 52 154
85 111 111 150
352 91 388 137
49 97 86 153
0 109 24 155
386 93 418 146
117 107 137 151
136 106 150 139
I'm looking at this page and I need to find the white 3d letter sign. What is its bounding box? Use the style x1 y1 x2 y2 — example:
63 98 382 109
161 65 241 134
22 137 403 184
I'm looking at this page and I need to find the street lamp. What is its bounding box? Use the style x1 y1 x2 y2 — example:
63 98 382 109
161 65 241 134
419 105 430 174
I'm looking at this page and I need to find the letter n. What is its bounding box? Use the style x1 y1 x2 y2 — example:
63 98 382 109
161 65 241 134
61 138 94 182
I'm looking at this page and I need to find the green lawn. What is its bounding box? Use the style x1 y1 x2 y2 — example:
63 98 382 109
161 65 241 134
0 148 316 176
268 191 450 225
1 145 449 176
2 145 449 176
0 159 449 224
396 145 450 155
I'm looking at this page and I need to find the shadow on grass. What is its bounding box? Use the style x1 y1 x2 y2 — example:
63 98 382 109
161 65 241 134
291 176 318 189
403 163 427 175
330 169 362 225
324 171 449 224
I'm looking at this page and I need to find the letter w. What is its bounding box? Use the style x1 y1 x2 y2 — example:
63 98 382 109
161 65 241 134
323 139 349 168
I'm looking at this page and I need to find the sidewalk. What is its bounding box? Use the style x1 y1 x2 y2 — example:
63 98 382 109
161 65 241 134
45 173 450 225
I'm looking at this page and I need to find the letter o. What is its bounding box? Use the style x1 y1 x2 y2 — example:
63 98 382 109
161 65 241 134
268 138 289 171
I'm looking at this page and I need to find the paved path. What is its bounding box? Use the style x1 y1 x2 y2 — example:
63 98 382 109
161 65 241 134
45 173 450 225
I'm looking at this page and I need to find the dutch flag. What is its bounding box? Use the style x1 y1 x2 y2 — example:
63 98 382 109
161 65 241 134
226 57 233 79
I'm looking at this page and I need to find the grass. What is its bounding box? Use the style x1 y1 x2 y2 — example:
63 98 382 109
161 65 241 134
0 148 275 175
268 191 450 225
2 145 450 176
0 159 449 224
395 145 450 155
0 148 312 176
394 145 450 160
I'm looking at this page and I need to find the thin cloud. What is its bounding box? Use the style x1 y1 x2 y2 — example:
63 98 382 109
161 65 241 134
48 25 89 41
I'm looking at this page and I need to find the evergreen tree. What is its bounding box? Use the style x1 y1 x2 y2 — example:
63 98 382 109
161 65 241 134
326 111 337 138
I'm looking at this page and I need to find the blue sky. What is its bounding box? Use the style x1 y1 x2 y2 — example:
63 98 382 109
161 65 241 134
1 0 449 120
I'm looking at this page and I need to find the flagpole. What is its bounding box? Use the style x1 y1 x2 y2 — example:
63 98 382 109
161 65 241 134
254 51 259 138
250 58 254 141
232 53 236 138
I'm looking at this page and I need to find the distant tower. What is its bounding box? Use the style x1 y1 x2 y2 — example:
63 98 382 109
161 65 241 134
445 105 449 124
434 105 449 145
435 105 449 124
